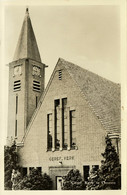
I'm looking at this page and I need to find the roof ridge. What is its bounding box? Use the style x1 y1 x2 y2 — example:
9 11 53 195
61 58 120 86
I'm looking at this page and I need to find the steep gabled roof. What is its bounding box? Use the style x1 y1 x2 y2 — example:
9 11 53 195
21 58 120 143
13 8 41 62
61 58 120 134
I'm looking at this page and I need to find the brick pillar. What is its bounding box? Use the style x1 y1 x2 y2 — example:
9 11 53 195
52 109 55 151
67 107 71 150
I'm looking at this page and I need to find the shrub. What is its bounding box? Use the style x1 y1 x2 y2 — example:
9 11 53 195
86 135 121 190
12 168 53 190
62 169 85 190
4 141 19 190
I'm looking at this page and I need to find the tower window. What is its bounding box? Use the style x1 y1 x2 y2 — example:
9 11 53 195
33 80 41 92
15 120 17 137
70 110 76 149
47 114 53 150
36 96 38 108
16 95 18 114
58 70 62 80
62 98 68 149
55 99 60 149
13 80 21 91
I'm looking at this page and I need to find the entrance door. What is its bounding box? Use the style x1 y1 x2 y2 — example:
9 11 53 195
56 176 63 190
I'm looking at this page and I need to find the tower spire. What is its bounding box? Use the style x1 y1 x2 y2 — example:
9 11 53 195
13 8 41 62
26 7 29 13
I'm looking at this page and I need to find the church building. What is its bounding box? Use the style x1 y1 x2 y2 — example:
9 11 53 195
7 9 121 190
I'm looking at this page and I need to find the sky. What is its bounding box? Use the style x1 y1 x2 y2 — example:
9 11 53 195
1 3 121 143
4 5 120 84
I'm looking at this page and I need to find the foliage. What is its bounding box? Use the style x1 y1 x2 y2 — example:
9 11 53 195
4 141 19 190
12 168 53 190
62 169 85 190
86 135 121 190
86 166 100 190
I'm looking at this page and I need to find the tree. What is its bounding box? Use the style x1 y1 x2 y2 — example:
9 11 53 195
4 141 19 190
12 168 53 190
86 135 121 190
99 136 121 189
62 169 85 190
86 166 100 190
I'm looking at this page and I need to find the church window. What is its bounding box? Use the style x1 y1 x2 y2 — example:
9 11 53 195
70 110 76 149
33 80 41 92
58 70 62 80
47 114 53 150
13 80 21 91
62 98 68 149
55 99 60 149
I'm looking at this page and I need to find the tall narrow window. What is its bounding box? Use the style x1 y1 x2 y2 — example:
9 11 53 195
15 120 17 137
83 166 90 181
62 98 68 149
47 114 52 150
55 99 60 149
36 96 38 108
70 110 76 149
16 95 18 114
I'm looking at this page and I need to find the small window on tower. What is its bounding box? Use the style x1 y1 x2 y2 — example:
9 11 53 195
33 80 41 92
13 80 21 91
58 70 62 80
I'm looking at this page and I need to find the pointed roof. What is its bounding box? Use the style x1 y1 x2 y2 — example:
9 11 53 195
21 58 120 143
13 8 41 62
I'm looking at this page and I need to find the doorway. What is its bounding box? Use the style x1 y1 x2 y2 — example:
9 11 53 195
56 176 63 190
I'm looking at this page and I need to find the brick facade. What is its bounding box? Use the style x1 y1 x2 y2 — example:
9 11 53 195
18 61 107 189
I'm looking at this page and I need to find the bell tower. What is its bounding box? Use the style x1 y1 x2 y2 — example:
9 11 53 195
7 9 46 144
